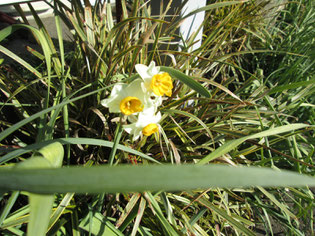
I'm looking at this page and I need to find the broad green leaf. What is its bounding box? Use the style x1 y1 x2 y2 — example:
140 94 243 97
15 156 53 236
27 193 54 236
12 143 64 236
37 142 64 168
0 165 314 194
160 66 210 98
197 124 311 165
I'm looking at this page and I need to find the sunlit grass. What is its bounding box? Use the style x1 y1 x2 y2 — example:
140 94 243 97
0 0 314 235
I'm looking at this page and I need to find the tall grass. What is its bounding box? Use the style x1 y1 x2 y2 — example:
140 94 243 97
0 0 314 235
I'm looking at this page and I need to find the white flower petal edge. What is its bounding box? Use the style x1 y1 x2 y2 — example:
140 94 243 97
101 83 126 113
124 108 162 141
101 79 159 114
135 61 160 91
135 61 160 82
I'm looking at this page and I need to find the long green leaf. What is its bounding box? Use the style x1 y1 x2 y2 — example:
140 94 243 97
0 24 52 77
15 157 53 236
268 79 315 95
13 142 64 236
0 138 160 164
197 124 311 165
160 66 210 98
194 194 255 236
144 192 179 235
181 1 248 20
0 45 42 78
47 193 74 231
0 191 20 226
0 165 314 194
0 86 109 143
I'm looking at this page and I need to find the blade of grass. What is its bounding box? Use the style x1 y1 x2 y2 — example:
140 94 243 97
193 193 255 236
197 124 311 165
47 193 74 231
268 79 315 95
160 66 210 98
0 45 42 78
131 197 146 236
0 85 109 143
258 187 296 220
144 192 179 236
116 193 141 228
0 137 160 165
108 122 123 165
79 212 124 236
0 191 20 226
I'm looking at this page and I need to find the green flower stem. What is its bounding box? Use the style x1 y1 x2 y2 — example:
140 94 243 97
108 117 123 166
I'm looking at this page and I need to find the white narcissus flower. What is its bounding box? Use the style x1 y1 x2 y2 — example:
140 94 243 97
124 107 162 141
135 61 173 97
101 79 160 115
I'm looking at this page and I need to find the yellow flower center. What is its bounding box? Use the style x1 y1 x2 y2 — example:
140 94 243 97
119 96 143 115
150 72 173 97
142 123 159 136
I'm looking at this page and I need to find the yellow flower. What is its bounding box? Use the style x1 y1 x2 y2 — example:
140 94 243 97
135 61 173 97
101 79 158 115
119 96 143 115
142 123 159 136
150 72 173 97
124 107 161 141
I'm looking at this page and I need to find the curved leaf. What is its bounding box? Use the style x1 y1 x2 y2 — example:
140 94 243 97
160 66 210 98
0 138 160 165
197 124 311 165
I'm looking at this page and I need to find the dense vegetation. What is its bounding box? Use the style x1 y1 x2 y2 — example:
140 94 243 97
0 0 314 235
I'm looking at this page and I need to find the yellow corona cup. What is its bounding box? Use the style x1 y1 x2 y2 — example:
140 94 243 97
135 61 173 97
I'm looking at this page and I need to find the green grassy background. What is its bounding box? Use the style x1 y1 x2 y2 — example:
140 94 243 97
0 0 314 235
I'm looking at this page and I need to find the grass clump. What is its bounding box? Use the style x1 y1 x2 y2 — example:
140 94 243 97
0 0 314 235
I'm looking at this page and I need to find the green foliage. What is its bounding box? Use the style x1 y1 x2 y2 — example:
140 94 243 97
0 0 314 235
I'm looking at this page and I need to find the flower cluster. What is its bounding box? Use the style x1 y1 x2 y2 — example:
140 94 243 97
101 61 173 141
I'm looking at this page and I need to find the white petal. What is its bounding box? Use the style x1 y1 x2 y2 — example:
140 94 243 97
153 112 162 123
102 98 121 113
124 123 135 134
135 61 160 85
137 109 161 127
101 83 126 113
135 64 151 80
147 61 160 75
123 123 142 141
125 79 144 97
